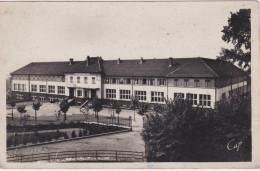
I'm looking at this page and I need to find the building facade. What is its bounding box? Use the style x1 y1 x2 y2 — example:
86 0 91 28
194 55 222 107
10 56 250 108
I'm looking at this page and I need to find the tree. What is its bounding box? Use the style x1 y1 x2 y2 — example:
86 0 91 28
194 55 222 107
59 99 70 123
137 102 148 127
131 96 139 121
91 96 102 124
9 98 16 121
116 107 122 125
109 100 118 124
218 9 251 73
17 105 29 126
32 100 42 121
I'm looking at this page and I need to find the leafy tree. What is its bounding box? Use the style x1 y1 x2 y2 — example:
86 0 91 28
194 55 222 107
59 99 70 123
110 100 118 124
32 100 42 121
116 107 122 125
141 96 251 162
17 105 30 126
131 96 139 121
137 102 148 127
218 9 251 73
91 96 102 124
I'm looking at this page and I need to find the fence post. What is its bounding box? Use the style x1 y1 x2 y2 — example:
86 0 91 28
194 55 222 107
142 152 144 162
129 116 132 130
116 151 118 161
96 150 98 161
48 153 50 162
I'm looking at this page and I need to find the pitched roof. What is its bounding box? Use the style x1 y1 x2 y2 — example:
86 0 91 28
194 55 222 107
64 57 102 73
102 58 192 77
11 57 248 78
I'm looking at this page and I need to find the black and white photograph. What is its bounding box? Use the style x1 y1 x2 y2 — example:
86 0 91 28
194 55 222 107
0 1 259 169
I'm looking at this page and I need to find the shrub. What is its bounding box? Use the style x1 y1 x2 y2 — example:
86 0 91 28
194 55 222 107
79 130 83 137
46 136 52 142
39 136 46 142
23 139 27 145
64 133 69 139
71 130 76 138
83 129 87 136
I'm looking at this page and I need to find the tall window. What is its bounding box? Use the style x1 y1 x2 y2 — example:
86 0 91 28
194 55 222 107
199 94 211 106
174 93 184 99
14 83 18 91
70 76 73 83
184 79 189 87
31 84 37 92
84 77 88 84
186 93 197 105
151 91 164 102
18 84 22 91
48 85 55 93
134 78 139 85
194 80 200 87
58 86 65 94
135 91 147 101
120 90 131 100
150 79 155 85
92 77 96 84
77 90 82 97
106 89 116 99
77 77 80 83
39 85 46 93
142 79 147 85
126 78 131 84
22 84 26 91
174 79 179 86
158 79 165 86
112 78 116 84
205 80 211 87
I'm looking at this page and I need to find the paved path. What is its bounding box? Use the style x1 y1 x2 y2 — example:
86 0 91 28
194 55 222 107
7 102 145 156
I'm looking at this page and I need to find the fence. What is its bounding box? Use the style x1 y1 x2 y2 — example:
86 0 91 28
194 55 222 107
7 150 144 162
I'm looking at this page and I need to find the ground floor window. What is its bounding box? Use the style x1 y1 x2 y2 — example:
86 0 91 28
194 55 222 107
14 83 18 91
31 84 37 92
49 98 55 102
18 84 22 91
135 90 147 101
32 96 36 100
151 91 164 102
39 85 46 93
16 94 23 100
106 89 116 99
120 90 131 100
58 86 65 94
22 84 26 91
186 93 197 105
199 94 211 106
174 93 184 99
48 85 55 93
77 90 83 97
40 97 45 101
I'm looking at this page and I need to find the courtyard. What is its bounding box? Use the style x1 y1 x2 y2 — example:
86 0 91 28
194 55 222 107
6 101 145 157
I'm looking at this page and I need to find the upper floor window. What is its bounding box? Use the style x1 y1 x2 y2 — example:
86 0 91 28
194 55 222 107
205 80 211 87
112 78 116 84
126 78 131 84
174 79 179 87
158 79 166 86
62 76 65 82
31 84 37 92
119 78 124 84
150 79 155 85
142 79 147 85
14 83 18 91
18 84 22 91
22 84 26 91
184 79 189 87
48 85 55 93
84 77 88 84
77 77 80 83
134 78 139 85
92 77 96 84
39 85 46 93
70 76 73 83
194 79 200 87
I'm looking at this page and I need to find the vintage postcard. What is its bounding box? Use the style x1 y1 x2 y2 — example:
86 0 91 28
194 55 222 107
0 0 259 169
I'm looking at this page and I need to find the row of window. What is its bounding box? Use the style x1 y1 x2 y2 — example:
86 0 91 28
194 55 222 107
104 78 212 87
70 76 96 84
13 75 65 82
31 84 65 94
105 89 211 106
13 84 26 91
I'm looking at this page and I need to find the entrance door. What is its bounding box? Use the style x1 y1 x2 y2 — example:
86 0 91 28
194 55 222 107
69 88 74 98
84 89 88 98
91 89 96 99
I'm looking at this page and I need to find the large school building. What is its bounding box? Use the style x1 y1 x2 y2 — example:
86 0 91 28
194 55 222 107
10 56 250 108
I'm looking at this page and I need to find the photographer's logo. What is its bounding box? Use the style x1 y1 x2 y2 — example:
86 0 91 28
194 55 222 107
227 139 243 151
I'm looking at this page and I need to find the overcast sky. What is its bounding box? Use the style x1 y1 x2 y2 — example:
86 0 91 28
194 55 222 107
0 1 252 75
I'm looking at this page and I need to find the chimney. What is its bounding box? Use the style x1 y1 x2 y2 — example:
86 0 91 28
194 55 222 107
117 58 121 64
69 58 74 65
140 57 144 64
86 56 90 66
169 57 173 67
